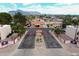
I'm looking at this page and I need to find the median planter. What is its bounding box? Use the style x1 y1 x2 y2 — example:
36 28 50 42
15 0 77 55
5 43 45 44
0 43 2 48
65 40 71 44
14 38 18 43
0 33 20 48
8 40 14 45
77 42 79 47
12 36 20 44
60 34 72 44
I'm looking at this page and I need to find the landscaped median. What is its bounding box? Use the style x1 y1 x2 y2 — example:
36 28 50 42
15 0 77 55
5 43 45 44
0 33 20 48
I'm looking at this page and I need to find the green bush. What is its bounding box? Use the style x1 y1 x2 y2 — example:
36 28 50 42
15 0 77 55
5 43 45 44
11 23 26 36
54 28 65 36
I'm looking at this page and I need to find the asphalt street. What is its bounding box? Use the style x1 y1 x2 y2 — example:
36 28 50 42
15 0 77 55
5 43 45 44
42 29 62 48
18 28 36 49
18 28 62 49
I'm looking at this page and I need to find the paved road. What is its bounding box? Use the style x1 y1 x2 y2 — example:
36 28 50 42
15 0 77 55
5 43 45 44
18 28 36 49
13 28 71 56
42 29 62 48
19 28 62 49
13 48 71 56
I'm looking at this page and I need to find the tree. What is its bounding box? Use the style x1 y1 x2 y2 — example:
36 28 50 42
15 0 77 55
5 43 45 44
62 15 72 29
0 13 12 24
16 23 25 36
25 15 36 21
14 12 27 25
65 15 72 25
72 19 79 25
54 27 65 37
11 23 25 36
11 12 26 36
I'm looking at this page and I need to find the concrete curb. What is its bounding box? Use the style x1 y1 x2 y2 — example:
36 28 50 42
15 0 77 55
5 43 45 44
11 30 28 56
49 31 67 48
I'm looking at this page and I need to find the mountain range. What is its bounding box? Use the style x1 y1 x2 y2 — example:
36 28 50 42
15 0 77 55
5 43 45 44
9 10 41 15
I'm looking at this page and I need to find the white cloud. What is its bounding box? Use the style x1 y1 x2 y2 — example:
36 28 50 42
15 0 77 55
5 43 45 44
18 3 79 14
0 4 17 12
22 3 33 5
42 6 79 14
0 0 79 3
0 3 79 14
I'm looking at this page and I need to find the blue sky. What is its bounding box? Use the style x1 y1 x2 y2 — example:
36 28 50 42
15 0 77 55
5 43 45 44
0 3 79 14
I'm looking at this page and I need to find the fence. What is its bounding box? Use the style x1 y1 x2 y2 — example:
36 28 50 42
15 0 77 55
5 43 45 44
0 37 20 48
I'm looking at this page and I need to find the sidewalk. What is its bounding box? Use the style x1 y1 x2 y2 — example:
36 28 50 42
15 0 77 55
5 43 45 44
49 31 79 55
0 30 28 56
13 30 71 56
0 41 19 56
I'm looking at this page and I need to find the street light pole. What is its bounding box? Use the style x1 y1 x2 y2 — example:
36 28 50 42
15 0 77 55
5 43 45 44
74 25 78 41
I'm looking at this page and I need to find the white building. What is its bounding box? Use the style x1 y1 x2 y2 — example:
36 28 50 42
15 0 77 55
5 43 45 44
66 25 79 40
0 25 11 40
45 18 63 28
46 21 62 28
31 18 63 28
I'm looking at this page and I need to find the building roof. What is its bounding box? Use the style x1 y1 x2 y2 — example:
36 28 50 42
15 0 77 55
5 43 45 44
0 25 10 28
36 30 42 32
66 25 77 30
31 21 45 25
53 18 63 22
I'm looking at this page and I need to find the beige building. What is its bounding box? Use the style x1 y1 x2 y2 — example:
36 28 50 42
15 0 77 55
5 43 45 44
31 18 46 28
46 21 62 28
31 18 63 28
43 17 63 28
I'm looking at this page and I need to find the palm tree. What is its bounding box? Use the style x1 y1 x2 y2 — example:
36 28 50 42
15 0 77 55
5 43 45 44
62 15 72 29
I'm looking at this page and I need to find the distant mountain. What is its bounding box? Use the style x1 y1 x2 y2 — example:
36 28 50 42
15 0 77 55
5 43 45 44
9 10 41 15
